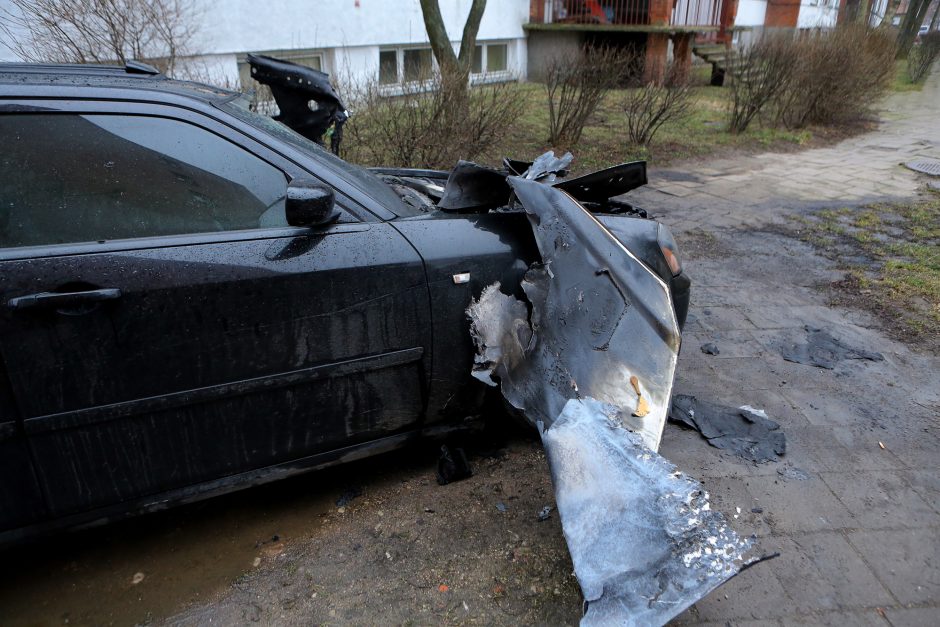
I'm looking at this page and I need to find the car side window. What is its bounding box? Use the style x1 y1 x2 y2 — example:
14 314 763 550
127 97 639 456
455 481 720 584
0 113 290 248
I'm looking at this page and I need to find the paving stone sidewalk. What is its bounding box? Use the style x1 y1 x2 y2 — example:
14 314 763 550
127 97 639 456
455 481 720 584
631 69 940 233
641 70 940 626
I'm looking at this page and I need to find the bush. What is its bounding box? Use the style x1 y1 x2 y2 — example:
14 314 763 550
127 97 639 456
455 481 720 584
620 62 693 146
543 46 628 148
908 32 940 83
339 68 522 169
774 24 896 129
727 34 799 133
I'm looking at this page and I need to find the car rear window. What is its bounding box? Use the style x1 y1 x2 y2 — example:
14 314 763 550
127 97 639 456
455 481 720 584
0 113 289 248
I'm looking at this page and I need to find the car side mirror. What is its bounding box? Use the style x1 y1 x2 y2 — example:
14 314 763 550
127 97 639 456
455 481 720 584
286 179 339 227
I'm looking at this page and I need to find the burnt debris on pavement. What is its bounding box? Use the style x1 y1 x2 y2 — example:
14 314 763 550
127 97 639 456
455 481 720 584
670 395 787 463
782 325 884 369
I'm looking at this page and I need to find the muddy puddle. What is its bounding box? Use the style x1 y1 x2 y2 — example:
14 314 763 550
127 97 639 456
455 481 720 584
0 462 375 626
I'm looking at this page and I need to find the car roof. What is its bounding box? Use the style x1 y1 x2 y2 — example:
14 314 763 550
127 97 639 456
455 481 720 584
0 61 240 104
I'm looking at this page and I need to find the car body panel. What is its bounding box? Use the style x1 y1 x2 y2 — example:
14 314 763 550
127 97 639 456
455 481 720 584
0 64 689 545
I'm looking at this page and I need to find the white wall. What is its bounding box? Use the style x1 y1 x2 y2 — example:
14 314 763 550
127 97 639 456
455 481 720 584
194 0 528 54
797 1 840 28
733 0 841 30
0 0 530 81
735 0 768 27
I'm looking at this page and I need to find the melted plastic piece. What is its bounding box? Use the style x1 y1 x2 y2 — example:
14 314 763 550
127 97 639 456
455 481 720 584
438 151 645 213
438 160 511 210
247 54 348 155
554 161 647 202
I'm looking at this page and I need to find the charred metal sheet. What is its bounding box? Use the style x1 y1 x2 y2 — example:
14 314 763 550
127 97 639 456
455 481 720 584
670 395 786 463
554 161 647 203
782 325 884 369
544 398 752 626
467 177 752 624
470 176 679 449
247 54 348 155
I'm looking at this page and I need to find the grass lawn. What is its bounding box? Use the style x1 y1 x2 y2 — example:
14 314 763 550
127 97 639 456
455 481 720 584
892 59 924 92
789 192 940 350
476 71 812 173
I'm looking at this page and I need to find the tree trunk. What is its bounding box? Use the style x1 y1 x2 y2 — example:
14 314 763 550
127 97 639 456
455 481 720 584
418 0 487 78
856 0 872 25
457 0 487 71
931 0 940 30
897 0 933 57
881 0 902 26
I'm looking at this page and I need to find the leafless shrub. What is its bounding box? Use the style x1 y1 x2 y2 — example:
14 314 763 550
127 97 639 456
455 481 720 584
727 33 799 134
543 46 628 147
340 67 522 169
620 62 693 146
908 32 940 83
0 0 199 75
774 24 896 128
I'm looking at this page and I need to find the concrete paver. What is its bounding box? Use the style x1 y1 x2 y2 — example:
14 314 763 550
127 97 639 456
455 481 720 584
630 69 940 231
654 70 940 625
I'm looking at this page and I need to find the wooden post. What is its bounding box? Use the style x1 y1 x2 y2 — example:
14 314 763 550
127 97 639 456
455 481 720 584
644 32 670 83
672 32 694 80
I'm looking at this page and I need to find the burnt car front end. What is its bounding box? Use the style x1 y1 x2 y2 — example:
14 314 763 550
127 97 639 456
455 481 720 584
231 58 759 625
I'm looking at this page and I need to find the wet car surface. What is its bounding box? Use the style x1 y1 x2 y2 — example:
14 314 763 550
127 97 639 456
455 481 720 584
0 62 690 549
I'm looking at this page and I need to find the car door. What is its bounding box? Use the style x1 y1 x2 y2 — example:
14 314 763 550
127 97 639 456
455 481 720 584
0 104 431 521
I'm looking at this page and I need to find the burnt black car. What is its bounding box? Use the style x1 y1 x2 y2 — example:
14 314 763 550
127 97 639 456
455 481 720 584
0 62 689 544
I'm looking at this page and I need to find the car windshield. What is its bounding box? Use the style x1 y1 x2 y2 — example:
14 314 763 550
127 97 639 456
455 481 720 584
218 94 408 214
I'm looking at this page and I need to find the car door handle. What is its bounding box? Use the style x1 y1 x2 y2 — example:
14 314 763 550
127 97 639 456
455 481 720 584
7 288 122 311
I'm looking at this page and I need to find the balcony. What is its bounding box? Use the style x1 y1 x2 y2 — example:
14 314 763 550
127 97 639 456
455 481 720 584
528 0 724 30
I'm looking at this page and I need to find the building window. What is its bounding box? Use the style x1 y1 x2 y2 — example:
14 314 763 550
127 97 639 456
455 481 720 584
403 48 433 81
378 47 435 86
486 43 508 73
379 50 398 84
471 42 509 79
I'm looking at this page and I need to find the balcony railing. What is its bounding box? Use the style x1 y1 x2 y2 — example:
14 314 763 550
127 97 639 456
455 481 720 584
671 0 721 26
529 0 722 28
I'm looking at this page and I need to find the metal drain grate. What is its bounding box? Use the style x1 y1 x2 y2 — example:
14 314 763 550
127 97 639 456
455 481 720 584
904 159 940 176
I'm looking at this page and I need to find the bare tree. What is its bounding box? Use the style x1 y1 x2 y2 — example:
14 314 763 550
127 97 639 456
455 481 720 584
544 46 627 147
897 0 933 57
727 34 798 133
620 62 692 146
418 0 486 80
339 66 521 169
881 0 903 26
908 31 940 81
0 0 199 75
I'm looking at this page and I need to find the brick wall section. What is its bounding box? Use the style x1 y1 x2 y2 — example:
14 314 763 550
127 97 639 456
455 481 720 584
765 0 801 27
